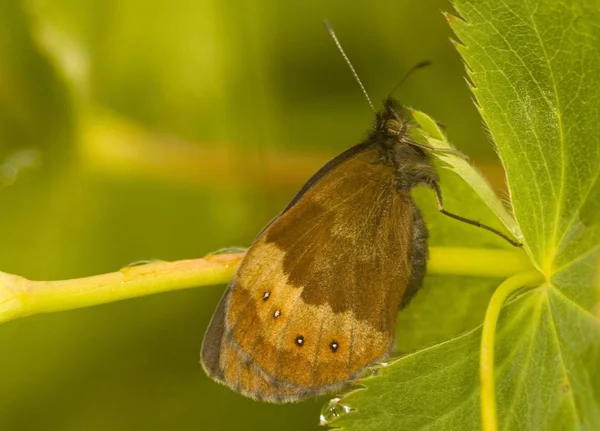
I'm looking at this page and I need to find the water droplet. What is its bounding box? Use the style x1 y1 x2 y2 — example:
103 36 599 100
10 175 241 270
368 367 382 377
119 259 163 283
319 397 352 426
366 361 389 377
206 247 247 256
120 259 158 270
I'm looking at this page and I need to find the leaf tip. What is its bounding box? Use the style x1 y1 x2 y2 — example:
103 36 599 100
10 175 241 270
449 37 464 49
442 9 467 25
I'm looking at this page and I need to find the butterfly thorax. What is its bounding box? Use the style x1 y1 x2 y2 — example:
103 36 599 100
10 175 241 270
371 97 438 191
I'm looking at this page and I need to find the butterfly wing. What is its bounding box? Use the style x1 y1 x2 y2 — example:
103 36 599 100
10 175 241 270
201 144 427 402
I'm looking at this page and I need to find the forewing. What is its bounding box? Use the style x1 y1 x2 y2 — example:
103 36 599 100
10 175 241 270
202 146 417 402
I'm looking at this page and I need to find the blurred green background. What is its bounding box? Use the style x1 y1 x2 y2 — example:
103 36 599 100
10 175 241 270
0 0 505 430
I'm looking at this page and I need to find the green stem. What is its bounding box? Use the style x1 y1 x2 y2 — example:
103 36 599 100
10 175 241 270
479 270 544 431
0 246 530 326
428 247 530 277
0 254 242 325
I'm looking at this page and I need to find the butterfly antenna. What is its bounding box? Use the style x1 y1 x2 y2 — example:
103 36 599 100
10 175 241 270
389 60 432 97
324 21 375 112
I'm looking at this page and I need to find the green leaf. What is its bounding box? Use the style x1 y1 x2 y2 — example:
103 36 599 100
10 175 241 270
326 0 600 429
329 290 600 430
322 327 484 430
450 0 600 274
449 0 600 427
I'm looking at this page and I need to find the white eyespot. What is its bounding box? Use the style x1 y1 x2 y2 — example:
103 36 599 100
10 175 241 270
273 310 281 318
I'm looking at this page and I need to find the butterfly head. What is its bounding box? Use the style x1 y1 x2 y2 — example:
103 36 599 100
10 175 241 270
372 97 414 154
377 97 410 139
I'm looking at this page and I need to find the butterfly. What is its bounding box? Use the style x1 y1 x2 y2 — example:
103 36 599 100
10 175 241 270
201 23 520 403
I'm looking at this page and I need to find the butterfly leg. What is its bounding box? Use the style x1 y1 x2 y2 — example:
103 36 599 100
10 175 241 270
429 181 522 247
402 137 468 160
405 120 446 132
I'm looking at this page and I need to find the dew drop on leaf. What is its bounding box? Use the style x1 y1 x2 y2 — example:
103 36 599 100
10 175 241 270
319 397 352 426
